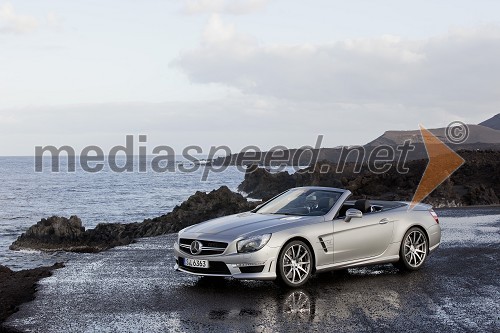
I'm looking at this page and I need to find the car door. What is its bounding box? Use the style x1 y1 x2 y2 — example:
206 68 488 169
332 212 394 263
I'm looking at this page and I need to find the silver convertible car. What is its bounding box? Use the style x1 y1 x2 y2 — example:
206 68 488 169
174 187 441 287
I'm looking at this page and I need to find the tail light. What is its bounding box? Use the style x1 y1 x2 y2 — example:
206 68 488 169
429 210 439 224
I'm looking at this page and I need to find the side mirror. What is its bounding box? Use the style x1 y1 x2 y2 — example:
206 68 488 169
344 208 363 222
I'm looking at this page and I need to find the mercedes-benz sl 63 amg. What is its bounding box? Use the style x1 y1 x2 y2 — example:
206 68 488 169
174 187 441 287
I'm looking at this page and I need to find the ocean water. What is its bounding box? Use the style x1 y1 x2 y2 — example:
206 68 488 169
0 156 254 270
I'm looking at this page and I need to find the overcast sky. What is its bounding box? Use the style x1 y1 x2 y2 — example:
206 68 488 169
1 0 499 155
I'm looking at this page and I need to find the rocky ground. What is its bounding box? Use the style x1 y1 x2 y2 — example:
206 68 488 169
0 263 63 333
239 150 500 206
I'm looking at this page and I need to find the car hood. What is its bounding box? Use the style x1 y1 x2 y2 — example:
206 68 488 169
181 212 318 239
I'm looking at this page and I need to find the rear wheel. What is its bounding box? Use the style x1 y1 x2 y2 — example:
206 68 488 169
398 227 428 271
277 240 313 287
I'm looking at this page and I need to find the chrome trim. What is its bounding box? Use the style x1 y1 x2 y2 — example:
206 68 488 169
179 244 226 252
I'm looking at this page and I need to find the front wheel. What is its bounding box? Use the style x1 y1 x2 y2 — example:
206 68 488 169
277 240 313 287
398 227 428 271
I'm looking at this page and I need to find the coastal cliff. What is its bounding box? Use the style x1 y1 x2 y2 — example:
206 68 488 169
238 150 500 207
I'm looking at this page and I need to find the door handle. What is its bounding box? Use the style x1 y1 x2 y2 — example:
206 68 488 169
379 218 391 224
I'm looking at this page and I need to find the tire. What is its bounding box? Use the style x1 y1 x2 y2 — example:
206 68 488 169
398 227 428 271
277 240 313 288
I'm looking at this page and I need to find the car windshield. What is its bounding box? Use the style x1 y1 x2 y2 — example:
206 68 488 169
255 188 342 216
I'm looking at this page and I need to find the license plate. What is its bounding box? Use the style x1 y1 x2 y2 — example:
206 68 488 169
184 258 209 268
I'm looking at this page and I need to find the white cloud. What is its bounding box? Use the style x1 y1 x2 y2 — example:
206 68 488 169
202 14 236 43
183 0 269 15
0 2 62 34
173 18 500 117
0 2 38 34
46 11 63 30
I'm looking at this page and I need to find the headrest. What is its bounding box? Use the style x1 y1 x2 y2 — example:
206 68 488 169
354 199 371 213
318 197 334 210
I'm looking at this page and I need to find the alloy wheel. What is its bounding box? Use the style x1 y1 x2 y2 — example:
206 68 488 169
403 229 427 268
279 241 312 287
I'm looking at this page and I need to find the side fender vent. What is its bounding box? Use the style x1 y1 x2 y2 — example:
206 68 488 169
318 237 328 252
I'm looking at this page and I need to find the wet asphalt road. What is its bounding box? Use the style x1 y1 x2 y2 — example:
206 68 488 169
4 208 500 332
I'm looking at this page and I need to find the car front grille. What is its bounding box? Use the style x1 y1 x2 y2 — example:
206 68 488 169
178 257 231 275
179 238 228 256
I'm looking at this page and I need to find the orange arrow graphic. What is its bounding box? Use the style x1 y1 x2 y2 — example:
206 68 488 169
409 125 465 210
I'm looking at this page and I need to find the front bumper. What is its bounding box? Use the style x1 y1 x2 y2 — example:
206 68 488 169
173 242 278 280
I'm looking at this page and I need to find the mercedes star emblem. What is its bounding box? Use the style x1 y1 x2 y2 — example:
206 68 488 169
190 240 202 255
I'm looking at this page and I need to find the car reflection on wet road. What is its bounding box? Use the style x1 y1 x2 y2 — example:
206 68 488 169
184 267 408 330
4 208 500 332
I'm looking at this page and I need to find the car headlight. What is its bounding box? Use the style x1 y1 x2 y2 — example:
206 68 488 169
237 234 272 253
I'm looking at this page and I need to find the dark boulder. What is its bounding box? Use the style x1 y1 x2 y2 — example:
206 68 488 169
9 216 93 252
238 165 296 200
137 185 259 236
